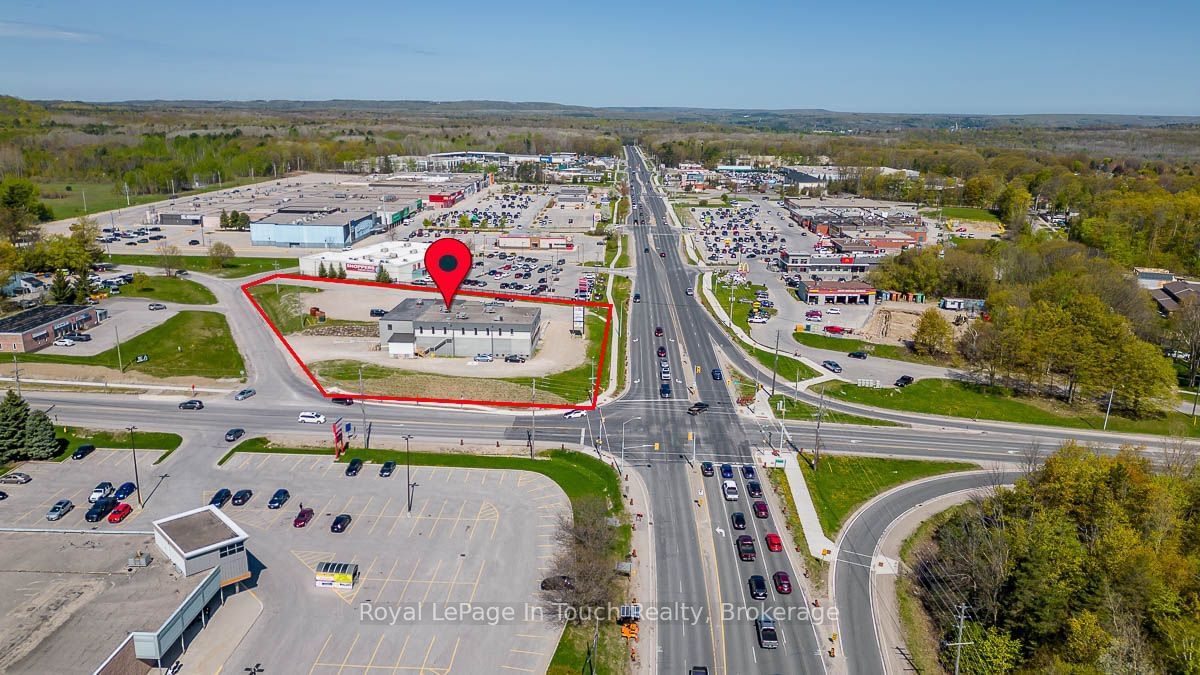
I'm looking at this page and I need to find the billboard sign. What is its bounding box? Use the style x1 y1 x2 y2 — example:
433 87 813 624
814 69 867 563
346 263 378 273
572 306 585 334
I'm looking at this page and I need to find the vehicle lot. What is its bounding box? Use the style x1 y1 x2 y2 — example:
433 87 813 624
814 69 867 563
0 450 162 528
686 200 797 266
38 298 185 357
424 186 550 230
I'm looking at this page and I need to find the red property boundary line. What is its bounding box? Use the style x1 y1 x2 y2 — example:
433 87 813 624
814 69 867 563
240 273 613 410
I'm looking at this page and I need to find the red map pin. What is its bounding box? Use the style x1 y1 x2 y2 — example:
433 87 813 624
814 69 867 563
424 238 472 309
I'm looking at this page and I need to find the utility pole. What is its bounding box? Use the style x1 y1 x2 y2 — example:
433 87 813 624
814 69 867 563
770 329 780 396
12 353 20 397
358 366 369 450
530 379 537 459
948 603 973 675
82 189 88 214
114 324 124 372
402 434 414 512
1103 386 1115 430
127 425 143 507
814 389 826 470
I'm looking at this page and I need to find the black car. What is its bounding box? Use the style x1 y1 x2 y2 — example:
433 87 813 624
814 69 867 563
179 399 204 410
225 428 245 443
380 461 396 478
331 514 352 533
700 461 714 477
540 575 575 591
711 368 723 381
848 351 868 360
748 575 768 600
85 497 117 522
72 444 96 460
747 481 763 498
232 489 253 506
345 458 363 476
369 308 387 317
659 383 671 398
687 402 710 416
267 488 290 509
633 293 641 303
504 355 526 363
330 397 354 406
895 375 915 387
209 488 232 508
741 465 757 480
731 512 747 530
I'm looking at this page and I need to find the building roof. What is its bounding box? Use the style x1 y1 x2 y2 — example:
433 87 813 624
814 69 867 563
303 241 429 267
388 334 416 344
153 505 247 558
802 280 876 294
382 298 540 331
0 304 91 335
1151 288 1180 313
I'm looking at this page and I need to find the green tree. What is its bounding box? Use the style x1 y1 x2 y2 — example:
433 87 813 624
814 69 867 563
48 269 74 304
131 271 150 290
156 243 181 276
336 264 347 279
0 389 29 462
0 177 48 244
22 409 58 461
912 308 955 357
954 622 1023 674
68 215 104 260
317 260 328 278
374 266 393 284
236 211 250 228
457 213 472 229
997 179 1033 231
219 208 230 229
208 241 235 270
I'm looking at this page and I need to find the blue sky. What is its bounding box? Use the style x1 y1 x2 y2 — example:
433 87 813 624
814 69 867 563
2 0 1198 115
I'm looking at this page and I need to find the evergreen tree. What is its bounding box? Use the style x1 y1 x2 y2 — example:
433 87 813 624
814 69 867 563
219 208 230 229
336 264 347 279
22 409 58 460
0 389 29 462
317 260 328 278
48 269 74 304
374 266 392 284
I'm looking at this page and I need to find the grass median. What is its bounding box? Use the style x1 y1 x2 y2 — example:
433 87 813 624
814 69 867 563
706 279 818 382
52 426 183 461
118 275 217 305
106 253 298 278
768 394 900 426
22 311 245 380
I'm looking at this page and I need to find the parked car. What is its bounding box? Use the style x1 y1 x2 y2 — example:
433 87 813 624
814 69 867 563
234 388 256 401
148 303 167 311
231 489 253 506
188 239 200 246
765 533 783 552
225 428 245 443
209 488 232 508
108 503 133 523
562 409 586 419
89 481 114 503
72 444 96 460
267 489 290 509
85 497 117 522
736 535 756 561
293 507 314 527
700 461 714 477
330 397 354 406
731 512 747 530
504 355 526 363
821 360 843 373
115 481 136 500
345 458 363 476
753 501 770 518
46 499 74 521
179 399 204 410
297 412 326 424
748 575 768 600
53 338 75 347
369 308 387 317
848 351 868 360
895 375 914 388
773 571 793 594
331 514 352 533
380 461 396 478
0 472 31 484
473 354 494 362
64 333 92 342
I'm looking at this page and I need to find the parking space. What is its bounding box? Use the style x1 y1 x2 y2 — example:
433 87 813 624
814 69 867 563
0 449 162 528
39 297 180 356
686 201 790 266
424 185 550 230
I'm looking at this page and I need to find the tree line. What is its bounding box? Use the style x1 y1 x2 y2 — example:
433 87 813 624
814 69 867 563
0 390 59 463
909 442 1200 673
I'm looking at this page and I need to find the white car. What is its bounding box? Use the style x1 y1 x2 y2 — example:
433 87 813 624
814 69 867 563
826 307 842 315
562 409 587 419
473 354 494 362
297 412 326 424
53 338 75 347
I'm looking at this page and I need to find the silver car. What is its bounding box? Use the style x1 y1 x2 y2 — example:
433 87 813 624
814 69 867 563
46 499 73 521
234 388 256 401
0 472 31 484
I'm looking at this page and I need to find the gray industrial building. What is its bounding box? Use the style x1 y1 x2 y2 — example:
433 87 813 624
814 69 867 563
379 298 542 358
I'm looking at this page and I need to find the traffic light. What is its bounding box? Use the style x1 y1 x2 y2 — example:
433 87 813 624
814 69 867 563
653 442 660 450
687 432 694 442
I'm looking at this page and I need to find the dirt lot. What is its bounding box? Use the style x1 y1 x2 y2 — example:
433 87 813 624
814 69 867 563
857 301 968 344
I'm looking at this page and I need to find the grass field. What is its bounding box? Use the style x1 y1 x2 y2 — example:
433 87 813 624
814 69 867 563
51 426 183 462
118 275 217 305
791 330 938 365
36 177 272 220
611 235 630 268
925 206 1001 223
766 467 827 584
799 454 976 537
105 253 298 278
312 359 573 405
816 378 1200 437
22 311 245 379
768 395 899 426
247 283 320 333
609 275 631 395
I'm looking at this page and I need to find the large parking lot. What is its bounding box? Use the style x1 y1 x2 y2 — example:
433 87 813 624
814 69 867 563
0 451 568 675
424 185 551 230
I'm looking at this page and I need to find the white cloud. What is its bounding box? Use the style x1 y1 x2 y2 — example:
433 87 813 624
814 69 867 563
0 20 97 42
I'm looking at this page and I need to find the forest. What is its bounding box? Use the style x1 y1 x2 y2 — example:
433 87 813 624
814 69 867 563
910 443 1200 674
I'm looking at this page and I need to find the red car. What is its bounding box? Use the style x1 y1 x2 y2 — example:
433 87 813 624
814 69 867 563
765 533 783 552
773 571 793 594
659 251 666 258
753 501 769 518
107 502 132 523
824 325 846 335
654 327 664 337
293 507 314 527
657 346 667 357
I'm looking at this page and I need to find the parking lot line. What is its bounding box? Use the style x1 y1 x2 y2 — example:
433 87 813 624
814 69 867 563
443 557 465 602
335 632 360 675
365 634 386 672
373 558 401 601
423 499 447 538
367 497 393 535
468 560 485 603
307 633 334 675
394 556 423 602
406 499 431 536
445 501 466 537
390 634 412 672
417 636 437 675
419 560 443 603
346 496 374 533
308 456 324 472
500 665 536 673
510 648 544 656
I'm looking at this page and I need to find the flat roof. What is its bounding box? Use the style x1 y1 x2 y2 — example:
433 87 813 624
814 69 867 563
302 241 430 266
802 280 876 293
154 505 246 557
0 304 90 335
383 298 540 330
0 532 201 673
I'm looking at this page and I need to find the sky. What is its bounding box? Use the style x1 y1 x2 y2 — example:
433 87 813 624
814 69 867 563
2 0 1198 115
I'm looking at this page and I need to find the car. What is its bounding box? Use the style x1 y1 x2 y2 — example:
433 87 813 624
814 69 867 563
700 461 714 477
188 239 200 245
736 535 756 561
234 388 256 401
331 514 352 533
895 375 914 387
380 460 396 477
773 571 793 594
178 399 204 410
345 458 363 476
114 481 136 500
659 383 671 398
227 489 254 506
659 251 666 258
723 480 739 501
89 481 114 503
643 247 649 253
540 575 576 591
685 287 694 296
562 409 587 419
72 444 96 460
267 489 290 509
748 575 768 600
297 412 326 424
747 480 763 498
473 354 494 362
65 333 92 342
657 346 667 358
654 326 663 337
687 402 710 416
369 308 387 317
848 351 868 360
148 303 167 311
719 463 734 480
85 497 117 522
755 615 779 648
753 501 769 518
0 471 31 484
741 464 757 480
330 397 354 406
821 360 843 373
53 338 74 347
225 428 245 443
108 503 133 523
504 355 526 363
46 499 74 521
826 307 841 314
731 512 747 530
632 293 641 303
293 507 314 527
208 488 232 508
711 368 723 381
765 533 783 552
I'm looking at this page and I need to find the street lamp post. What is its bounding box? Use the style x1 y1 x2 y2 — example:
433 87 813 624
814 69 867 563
620 417 641 463
358 366 369 450
401 434 415 513
127 425 142 507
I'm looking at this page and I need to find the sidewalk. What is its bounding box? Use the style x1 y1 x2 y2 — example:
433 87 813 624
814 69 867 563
178 589 263 674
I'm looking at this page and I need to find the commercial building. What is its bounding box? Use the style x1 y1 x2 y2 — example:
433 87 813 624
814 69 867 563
557 186 590 203
0 304 104 352
153 506 250 584
778 249 888 276
797 280 876 305
369 173 492 208
379 298 542 358
498 233 575 250
299 241 431 281
251 209 378 248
